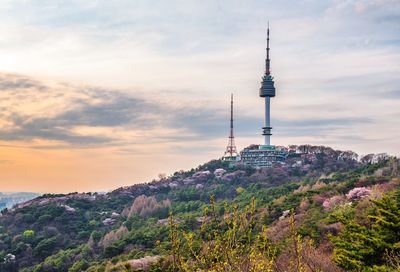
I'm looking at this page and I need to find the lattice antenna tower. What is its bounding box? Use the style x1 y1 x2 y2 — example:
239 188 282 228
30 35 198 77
224 93 238 158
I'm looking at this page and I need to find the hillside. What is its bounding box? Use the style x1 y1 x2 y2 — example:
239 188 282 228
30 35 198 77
0 145 399 271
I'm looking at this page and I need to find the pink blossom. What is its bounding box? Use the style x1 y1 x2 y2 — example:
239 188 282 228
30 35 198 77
322 199 331 210
346 187 371 200
322 195 345 211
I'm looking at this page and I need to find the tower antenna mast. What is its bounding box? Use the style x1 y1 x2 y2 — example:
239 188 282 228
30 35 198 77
223 93 238 160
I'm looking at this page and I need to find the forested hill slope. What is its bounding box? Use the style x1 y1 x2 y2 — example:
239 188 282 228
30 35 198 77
0 145 399 272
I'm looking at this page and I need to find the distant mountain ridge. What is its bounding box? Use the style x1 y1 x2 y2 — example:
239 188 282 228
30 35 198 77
0 192 40 210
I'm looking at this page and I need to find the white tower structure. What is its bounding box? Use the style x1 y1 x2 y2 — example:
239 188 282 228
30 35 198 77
259 23 276 146
240 23 287 167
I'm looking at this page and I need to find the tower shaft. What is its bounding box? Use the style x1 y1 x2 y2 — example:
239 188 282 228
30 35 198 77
264 97 271 145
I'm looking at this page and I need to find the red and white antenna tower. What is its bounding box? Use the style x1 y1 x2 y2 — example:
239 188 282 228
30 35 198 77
223 93 238 159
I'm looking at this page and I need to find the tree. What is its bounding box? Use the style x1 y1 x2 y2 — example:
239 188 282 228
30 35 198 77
331 192 400 271
22 230 35 243
34 237 57 257
69 259 90 272
158 197 277 272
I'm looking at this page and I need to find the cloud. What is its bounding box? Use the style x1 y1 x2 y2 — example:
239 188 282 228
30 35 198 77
277 117 371 128
0 72 382 151
276 117 372 138
379 90 400 99
0 74 46 91
0 73 230 147
0 74 156 146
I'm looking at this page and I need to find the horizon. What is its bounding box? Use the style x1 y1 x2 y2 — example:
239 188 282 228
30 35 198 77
0 144 396 194
0 1 399 193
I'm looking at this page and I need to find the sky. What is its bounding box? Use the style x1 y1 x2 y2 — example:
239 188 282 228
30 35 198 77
0 0 399 193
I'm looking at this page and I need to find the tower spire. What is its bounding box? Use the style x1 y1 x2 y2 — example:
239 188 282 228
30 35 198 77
223 93 238 160
265 21 271 75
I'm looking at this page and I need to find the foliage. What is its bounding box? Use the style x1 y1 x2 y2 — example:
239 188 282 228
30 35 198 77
101 226 129 249
331 192 400 271
159 197 277 272
22 230 34 238
27 245 90 272
69 259 90 272
33 237 57 257
22 230 35 243
122 195 171 218
346 187 371 201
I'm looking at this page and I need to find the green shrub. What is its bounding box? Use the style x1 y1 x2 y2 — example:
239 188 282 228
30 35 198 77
331 192 400 271
69 259 90 272
34 237 57 257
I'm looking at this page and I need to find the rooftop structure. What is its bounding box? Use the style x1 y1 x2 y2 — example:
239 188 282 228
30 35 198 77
241 23 287 167
223 93 239 162
241 144 286 167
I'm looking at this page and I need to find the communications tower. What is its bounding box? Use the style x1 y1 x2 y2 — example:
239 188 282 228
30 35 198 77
259 22 276 146
223 93 238 161
240 23 287 167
